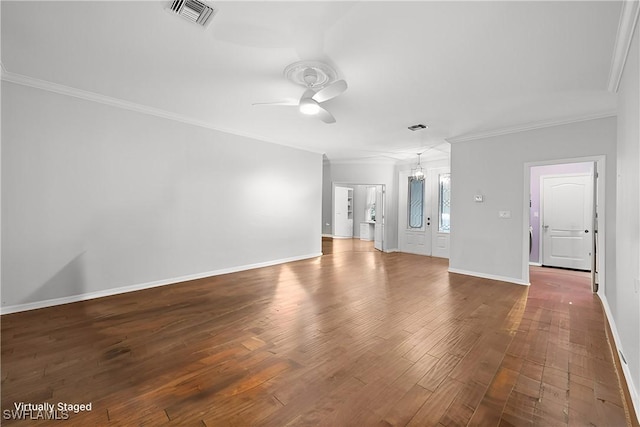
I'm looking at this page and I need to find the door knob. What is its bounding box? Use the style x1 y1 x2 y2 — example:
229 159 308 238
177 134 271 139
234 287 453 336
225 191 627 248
585 230 589 233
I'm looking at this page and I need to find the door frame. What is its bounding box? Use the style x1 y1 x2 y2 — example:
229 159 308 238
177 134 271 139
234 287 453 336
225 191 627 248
523 156 606 294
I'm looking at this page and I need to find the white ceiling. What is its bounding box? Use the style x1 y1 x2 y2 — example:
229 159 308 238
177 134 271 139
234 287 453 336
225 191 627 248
1 1 622 162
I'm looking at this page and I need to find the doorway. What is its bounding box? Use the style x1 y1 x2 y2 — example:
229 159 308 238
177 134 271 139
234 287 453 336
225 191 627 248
332 183 385 251
525 158 603 293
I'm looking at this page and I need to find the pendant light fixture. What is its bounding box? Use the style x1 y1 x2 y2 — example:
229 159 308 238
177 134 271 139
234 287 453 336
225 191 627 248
412 153 425 180
407 123 428 180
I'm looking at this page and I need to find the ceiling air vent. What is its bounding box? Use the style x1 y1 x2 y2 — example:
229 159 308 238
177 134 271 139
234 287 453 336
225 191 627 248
169 0 217 27
408 124 428 131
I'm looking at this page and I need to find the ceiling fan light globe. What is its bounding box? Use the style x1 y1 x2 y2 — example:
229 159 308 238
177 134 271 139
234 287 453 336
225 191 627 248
300 101 320 115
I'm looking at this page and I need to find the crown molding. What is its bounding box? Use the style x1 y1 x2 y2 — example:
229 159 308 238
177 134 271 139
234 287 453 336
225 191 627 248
328 157 400 166
608 0 640 93
0 69 326 155
329 151 450 166
446 110 617 144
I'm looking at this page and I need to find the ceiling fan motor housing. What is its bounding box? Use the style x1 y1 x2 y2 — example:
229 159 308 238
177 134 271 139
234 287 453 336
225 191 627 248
284 61 338 88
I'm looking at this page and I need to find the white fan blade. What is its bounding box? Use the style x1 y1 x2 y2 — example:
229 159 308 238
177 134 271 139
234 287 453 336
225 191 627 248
312 80 347 103
317 105 336 124
299 88 316 103
252 99 298 106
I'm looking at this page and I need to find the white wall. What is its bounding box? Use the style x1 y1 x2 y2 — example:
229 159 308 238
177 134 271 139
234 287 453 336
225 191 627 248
614 23 639 413
449 117 617 285
1 81 322 310
329 161 398 251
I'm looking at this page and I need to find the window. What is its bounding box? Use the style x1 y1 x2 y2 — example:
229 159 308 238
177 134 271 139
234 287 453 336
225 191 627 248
408 177 424 228
439 173 451 232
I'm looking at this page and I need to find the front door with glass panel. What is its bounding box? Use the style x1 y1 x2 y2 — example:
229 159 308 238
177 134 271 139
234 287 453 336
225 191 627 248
398 170 431 256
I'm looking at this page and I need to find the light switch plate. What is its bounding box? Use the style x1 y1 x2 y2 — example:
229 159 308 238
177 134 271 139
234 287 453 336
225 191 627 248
474 195 484 202
499 210 511 218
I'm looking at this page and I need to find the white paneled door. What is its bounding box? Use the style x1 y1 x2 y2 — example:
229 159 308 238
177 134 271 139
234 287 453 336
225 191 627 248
541 174 593 270
334 186 353 237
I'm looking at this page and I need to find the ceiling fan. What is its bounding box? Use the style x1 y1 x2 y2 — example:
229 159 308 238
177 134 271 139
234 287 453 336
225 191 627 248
253 61 348 124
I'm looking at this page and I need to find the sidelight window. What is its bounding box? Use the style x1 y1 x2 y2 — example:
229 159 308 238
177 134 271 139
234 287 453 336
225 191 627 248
439 173 451 232
408 177 424 229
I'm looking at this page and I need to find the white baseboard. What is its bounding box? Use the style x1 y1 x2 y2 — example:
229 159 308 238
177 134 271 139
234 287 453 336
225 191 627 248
529 262 542 267
321 234 333 238
384 248 399 253
398 249 431 256
599 294 640 421
447 267 530 286
0 252 323 315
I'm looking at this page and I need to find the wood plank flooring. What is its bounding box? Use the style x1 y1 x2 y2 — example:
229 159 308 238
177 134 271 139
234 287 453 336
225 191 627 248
1 238 634 426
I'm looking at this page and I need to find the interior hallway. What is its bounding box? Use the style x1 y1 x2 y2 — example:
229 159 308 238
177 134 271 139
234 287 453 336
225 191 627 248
0 238 633 425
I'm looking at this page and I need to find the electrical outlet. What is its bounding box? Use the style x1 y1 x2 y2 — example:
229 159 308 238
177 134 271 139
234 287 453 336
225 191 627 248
634 277 639 294
498 210 511 219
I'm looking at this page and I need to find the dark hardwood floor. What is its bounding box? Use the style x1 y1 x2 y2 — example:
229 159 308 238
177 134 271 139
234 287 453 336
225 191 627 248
1 238 634 426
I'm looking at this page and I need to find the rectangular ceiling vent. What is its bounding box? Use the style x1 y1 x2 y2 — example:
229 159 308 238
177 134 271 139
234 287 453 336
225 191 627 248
169 0 217 27
408 124 428 131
